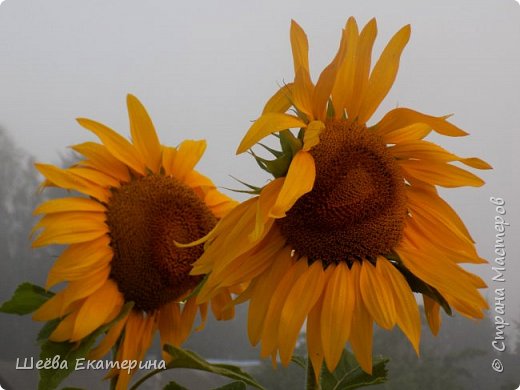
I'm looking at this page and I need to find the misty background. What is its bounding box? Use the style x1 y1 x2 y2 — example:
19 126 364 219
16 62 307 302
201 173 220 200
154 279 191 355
0 0 519 388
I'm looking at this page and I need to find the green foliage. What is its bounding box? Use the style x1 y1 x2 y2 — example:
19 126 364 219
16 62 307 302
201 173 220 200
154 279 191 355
320 349 389 390
213 381 247 390
291 355 306 369
162 381 189 390
161 345 265 390
0 282 54 315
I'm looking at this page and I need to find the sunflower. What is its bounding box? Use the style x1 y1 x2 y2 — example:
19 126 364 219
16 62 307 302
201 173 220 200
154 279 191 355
31 94 237 389
191 18 491 379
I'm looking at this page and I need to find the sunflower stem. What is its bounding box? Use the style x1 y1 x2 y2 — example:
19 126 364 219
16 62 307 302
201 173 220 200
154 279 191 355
306 354 320 390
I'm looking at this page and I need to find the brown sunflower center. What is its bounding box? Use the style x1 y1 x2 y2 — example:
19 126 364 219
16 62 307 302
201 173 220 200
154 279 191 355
106 174 216 311
277 120 407 266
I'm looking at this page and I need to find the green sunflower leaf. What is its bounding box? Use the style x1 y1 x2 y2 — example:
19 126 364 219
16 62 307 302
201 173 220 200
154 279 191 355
60 387 86 390
38 318 61 343
257 142 284 158
279 129 302 157
263 155 292 178
320 349 389 390
0 282 54 315
162 381 189 390
213 381 247 390
163 345 265 390
38 302 133 390
290 355 306 369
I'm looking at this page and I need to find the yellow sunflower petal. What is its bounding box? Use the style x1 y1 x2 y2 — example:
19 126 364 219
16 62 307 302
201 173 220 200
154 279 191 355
237 113 306 154
423 295 441 336
72 279 123 341
179 297 199 343
312 20 350 120
127 94 162 173
349 262 374 374
71 142 130 183
307 293 325 383
247 247 293 345
171 139 207 182
216 226 286 288
396 245 487 310
269 151 315 218
35 163 110 203
158 301 183 350
204 189 236 219
292 66 315 119
251 178 284 241
49 310 80 342
196 303 209 332
161 145 177 176
68 167 121 188
32 290 68 321
61 265 111 312
349 18 377 118
390 140 492 170
32 212 108 248
321 262 355 371
33 197 105 215
210 290 235 321
407 186 475 242
302 120 325 151
279 261 326 365
360 261 396 330
89 311 129 360
290 20 311 78
358 25 411 124
381 123 432 144
263 83 294 114
260 257 305 358
377 258 421 353
332 17 359 119
373 107 468 137
46 237 112 288
400 159 484 187
76 118 146 175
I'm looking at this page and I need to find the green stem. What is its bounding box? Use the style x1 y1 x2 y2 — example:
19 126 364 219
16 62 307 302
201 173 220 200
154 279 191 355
129 368 166 390
306 354 320 390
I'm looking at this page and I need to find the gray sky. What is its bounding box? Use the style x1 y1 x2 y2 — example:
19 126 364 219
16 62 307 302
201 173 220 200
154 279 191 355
0 0 519 346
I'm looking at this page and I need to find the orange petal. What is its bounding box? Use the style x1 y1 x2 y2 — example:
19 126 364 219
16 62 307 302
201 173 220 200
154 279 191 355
349 262 374 374
400 159 484 187
358 25 411 123
34 197 105 215
35 163 110 203
269 151 315 218
72 279 123 341
278 261 326 365
71 142 130 182
321 262 355 371
76 117 146 175
171 140 207 182
360 261 396 330
332 17 359 119
263 83 294 114
126 94 162 173
89 311 129 360
373 107 468 137
349 18 378 118
237 113 306 154
377 258 421 353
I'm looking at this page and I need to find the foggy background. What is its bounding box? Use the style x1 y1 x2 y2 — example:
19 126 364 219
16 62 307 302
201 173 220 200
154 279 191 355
0 0 519 388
